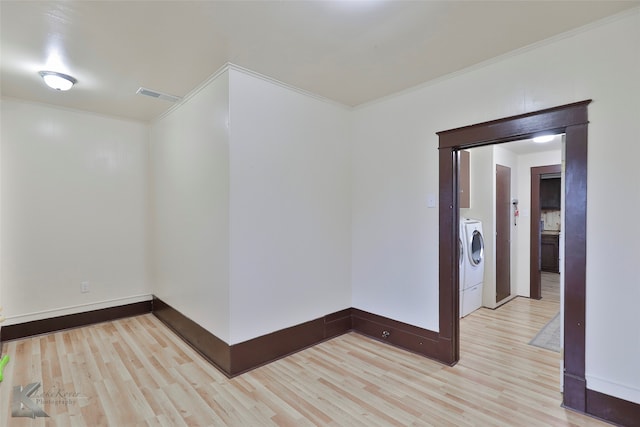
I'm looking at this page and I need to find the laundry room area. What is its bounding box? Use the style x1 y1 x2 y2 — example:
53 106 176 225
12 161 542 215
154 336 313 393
458 135 563 316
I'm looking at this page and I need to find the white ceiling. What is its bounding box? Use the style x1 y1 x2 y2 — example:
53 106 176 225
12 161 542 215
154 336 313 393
500 134 563 155
1 1 638 122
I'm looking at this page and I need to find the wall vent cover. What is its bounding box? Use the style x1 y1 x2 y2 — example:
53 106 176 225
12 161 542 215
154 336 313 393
136 87 182 103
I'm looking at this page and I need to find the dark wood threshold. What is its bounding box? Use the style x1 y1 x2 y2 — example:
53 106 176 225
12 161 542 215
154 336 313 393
0 300 152 342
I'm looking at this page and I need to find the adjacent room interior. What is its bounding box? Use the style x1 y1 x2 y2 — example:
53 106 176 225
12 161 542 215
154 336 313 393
457 136 564 396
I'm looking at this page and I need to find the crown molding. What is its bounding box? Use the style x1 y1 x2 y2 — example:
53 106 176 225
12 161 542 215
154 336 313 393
154 62 351 123
355 6 640 112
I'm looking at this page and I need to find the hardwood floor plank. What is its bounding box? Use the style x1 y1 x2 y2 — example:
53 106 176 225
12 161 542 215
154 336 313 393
1 280 613 426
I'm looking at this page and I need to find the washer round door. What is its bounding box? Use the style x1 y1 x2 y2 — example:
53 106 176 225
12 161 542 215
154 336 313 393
469 230 484 266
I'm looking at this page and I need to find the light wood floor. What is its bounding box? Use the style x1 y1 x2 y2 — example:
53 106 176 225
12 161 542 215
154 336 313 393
540 271 561 304
1 279 609 426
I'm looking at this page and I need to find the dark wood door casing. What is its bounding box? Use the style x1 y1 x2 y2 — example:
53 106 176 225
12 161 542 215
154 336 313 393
437 100 590 413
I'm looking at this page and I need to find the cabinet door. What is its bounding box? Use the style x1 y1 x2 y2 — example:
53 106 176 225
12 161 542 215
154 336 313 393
459 150 470 208
541 235 559 273
541 178 561 210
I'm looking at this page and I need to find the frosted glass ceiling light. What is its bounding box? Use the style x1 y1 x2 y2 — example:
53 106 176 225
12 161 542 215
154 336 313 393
533 134 555 143
38 71 77 91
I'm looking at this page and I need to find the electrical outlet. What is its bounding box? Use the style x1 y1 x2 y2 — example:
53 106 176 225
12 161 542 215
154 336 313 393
81 281 90 293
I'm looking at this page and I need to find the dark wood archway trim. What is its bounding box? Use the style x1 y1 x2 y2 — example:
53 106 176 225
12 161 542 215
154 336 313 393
530 164 562 300
437 100 591 412
437 101 590 149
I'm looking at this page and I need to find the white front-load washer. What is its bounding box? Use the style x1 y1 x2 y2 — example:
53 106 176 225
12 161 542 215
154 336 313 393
459 219 466 318
461 218 485 317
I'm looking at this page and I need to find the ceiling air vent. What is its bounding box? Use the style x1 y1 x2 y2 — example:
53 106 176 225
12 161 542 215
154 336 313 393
136 87 182 103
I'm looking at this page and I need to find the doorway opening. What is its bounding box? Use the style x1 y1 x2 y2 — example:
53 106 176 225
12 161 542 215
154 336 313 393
437 100 590 412
530 164 563 300
459 140 563 312
458 141 563 373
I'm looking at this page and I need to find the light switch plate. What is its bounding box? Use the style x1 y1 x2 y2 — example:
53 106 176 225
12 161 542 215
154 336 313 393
427 193 436 208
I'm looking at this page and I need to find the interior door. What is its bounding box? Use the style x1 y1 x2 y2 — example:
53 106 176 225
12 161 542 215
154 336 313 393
496 164 511 302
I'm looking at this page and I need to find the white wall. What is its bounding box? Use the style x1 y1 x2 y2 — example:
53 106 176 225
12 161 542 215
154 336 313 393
0 99 150 324
150 71 231 342
514 150 562 297
461 146 493 231
149 66 352 345
0 101 3 326
228 68 352 344
350 92 441 329
581 12 640 403
352 9 640 403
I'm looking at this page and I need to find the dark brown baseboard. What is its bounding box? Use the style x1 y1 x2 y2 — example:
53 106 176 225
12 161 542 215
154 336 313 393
230 308 352 376
351 308 440 359
586 389 640 427
152 297 353 377
152 297 232 375
2 298 636 427
151 298 440 377
0 300 152 342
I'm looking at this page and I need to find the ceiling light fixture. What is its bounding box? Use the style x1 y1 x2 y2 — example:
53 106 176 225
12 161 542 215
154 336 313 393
38 70 77 91
533 134 555 143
